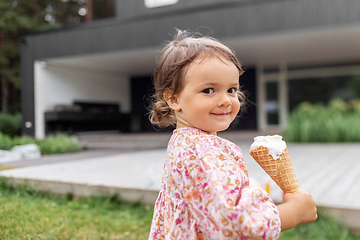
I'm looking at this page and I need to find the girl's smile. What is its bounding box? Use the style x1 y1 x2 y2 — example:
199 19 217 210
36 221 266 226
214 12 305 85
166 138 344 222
165 55 241 135
213 112 230 116
212 112 231 116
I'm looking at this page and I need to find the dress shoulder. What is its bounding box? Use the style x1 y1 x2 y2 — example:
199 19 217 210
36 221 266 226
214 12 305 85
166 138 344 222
170 128 241 154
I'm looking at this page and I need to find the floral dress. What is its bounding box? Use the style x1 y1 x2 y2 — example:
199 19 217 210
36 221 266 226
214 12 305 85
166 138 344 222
149 128 280 240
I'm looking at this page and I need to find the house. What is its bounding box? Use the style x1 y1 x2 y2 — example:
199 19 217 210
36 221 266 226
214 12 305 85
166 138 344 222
21 0 360 138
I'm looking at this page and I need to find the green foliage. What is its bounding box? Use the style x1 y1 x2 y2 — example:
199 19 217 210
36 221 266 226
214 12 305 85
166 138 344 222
284 99 360 142
349 75 360 97
0 111 82 154
0 0 67 113
0 178 153 239
0 112 21 136
0 132 13 150
0 0 114 113
349 99 360 113
280 208 360 240
34 134 83 155
0 0 62 86
0 133 82 155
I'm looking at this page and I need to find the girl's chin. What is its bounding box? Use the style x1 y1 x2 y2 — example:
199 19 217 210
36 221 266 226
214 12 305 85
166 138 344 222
200 125 231 134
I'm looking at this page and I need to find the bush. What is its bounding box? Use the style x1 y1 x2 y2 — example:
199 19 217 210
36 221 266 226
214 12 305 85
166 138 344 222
284 99 360 142
0 113 22 137
34 134 83 155
0 133 13 150
0 133 82 155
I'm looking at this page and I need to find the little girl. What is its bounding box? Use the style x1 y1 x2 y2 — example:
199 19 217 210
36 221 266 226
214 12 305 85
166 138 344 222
148 29 317 240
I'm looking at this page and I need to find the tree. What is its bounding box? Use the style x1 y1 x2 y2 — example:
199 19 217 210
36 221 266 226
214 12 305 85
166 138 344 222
0 0 114 114
0 0 65 114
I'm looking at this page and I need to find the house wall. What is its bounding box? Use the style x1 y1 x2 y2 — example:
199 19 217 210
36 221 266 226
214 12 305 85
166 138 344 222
34 62 130 138
115 0 249 19
21 0 360 136
24 0 360 61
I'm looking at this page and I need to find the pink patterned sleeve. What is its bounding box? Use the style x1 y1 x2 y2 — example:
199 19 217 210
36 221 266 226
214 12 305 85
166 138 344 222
172 140 281 239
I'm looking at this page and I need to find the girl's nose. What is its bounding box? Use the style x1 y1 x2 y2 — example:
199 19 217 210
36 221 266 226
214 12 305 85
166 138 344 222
217 93 231 107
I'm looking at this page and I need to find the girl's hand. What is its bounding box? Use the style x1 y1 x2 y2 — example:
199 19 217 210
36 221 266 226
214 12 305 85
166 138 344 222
277 190 317 231
283 190 318 224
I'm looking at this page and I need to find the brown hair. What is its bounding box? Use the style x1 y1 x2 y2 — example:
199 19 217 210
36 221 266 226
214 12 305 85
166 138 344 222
149 29 245 127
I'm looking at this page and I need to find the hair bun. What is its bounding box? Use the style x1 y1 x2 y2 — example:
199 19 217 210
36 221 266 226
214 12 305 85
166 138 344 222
149 100 176 127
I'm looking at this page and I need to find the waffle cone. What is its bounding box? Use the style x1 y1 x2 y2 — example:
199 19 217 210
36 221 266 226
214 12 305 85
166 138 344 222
250 146 300 193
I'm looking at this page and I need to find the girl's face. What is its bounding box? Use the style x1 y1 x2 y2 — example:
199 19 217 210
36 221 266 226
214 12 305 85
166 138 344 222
166 56 241 135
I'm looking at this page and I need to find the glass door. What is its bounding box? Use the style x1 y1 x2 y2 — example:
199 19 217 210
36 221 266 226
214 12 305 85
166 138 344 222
265 81 279 126
257 64 288 130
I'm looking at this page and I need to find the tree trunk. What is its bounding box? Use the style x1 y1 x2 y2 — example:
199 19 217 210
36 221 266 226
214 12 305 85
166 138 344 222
1 76 8 114
33 0 38 20
0 28 7 114
107 0 114 17
85 0 93 22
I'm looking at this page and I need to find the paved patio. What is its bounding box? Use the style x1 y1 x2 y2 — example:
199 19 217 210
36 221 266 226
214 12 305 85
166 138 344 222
0 131 359 230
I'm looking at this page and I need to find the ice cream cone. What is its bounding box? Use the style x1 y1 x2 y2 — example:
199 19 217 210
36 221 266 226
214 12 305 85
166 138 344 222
250 146 300 193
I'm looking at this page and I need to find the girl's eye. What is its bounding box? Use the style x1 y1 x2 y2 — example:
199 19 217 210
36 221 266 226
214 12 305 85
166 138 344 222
202 88 214 94
228 87 238 94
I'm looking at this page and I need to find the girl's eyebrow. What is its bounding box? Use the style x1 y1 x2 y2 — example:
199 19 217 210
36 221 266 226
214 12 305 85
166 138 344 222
195 82 216 88
201 81 239 85
202 82 217 86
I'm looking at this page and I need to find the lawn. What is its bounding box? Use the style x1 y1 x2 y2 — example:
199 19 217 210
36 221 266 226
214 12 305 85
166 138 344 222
0 178 153 239
0 177 359 240
279 210 360 240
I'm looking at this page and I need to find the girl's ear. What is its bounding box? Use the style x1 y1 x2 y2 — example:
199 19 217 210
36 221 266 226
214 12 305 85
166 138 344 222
163 90 181 111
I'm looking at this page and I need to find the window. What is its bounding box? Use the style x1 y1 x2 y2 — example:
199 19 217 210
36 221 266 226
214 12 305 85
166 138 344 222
266 81 279 125
288 74 360 112
145 0 178 8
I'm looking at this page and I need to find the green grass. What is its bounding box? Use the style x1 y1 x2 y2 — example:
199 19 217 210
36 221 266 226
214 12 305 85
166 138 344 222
279 209 360 240
0 178 153 239
0 178 359 239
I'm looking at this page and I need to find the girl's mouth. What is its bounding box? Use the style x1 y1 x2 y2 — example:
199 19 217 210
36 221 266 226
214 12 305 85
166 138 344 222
212 112 230 116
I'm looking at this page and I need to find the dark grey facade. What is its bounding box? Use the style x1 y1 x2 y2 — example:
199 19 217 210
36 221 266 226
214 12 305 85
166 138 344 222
21 0 360 137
